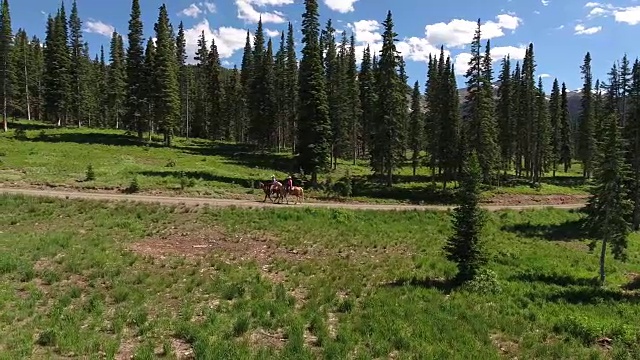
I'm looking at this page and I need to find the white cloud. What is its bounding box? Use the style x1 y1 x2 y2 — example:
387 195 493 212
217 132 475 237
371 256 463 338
235 0 291 24
202 1 217 13
613 6 640 25
265 28 281 37
582 3 640 25
453 45 526 75
184 19 252 61
574 23 601 35
83 19 115 37
425 14 522 48
539 73 551 78
179 4 203 18
541 0 549 5
324 0 359 13
348 20 382 44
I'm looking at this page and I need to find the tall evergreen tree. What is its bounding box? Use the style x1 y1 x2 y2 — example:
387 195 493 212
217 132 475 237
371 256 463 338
444 151 487 283
548 78 561 176
578 52 596 179
626 59 640 230
584 114 631 285
274 31 287 150
13 29 28 120
68 0 83 127
284 23 298 152
124 0 146 138
440 56 462 188
559 82 572 172
425 54 440 181
371 11 405 186
176 21 188 137
297 0 331 184
207 36 223 140
142 38 155 137
249 19 269 145
0 0 11 131
463 20 499 183
533 77 551 183
359 45 376 159
107 32 126 128
346 33 362 164
323 20 343 168
153 4 180 146
620 54 631 125
193 31 209 138
29 35 44 120
262 37 277 146
496 56 513 174
409 80 422 176
43 9 71 126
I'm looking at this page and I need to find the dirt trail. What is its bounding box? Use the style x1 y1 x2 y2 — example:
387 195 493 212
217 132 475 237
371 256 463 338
0 187 585 212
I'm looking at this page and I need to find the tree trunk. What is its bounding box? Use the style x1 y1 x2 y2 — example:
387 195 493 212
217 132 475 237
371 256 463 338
599 236 608 285
24 51 31 121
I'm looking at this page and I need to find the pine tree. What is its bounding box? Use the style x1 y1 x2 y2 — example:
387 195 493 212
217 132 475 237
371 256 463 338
223 66 245 141
626 59 640 230
444 151 487 283
13 29 28 120
125 0 145 138
68 0 83 127
560 82 572 172
284 23 298 152
511 61 524 176
207 36 223 140
548 78 561 176
297 0 331 184
593 80 605 147
29 35 44 120
249 18 268 145
262 37 277 146
620 54 631 125
496 56 513 173
409 80 422 176
97 45 108 127
372 11 405 187
107 32 126 129
153 4 180 146
425 55 440 182
359 45 376 159
579 52 596 179
463 20 499 183
56 3 70 125
193 31 209 138
142 38 155 137
176 21 187 137
533 77 551 183
441 56 462 188
274 31 287 149
584 114 631 285
323 20 342 168
43 10 70 126
346 33 361 164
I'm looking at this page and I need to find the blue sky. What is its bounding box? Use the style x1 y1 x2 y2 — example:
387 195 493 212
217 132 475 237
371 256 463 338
11 0 639 91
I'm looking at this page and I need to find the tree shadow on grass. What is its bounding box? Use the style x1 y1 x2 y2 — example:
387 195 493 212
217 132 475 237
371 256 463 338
546 286 640 304
137 170 255 188
180 142 295 174
501 217 587 242
349 177 458 205
383 276 457 294
511 271 599 287
25 131 166 148
9 121 55 131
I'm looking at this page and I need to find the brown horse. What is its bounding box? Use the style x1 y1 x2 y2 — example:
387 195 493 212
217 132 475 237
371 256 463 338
286 186 304 205
260 181 285 203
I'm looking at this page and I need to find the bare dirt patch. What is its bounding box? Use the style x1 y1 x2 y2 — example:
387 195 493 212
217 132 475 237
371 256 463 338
487 194 588 206
490 332 519 357
249 328 286 350
128 224 317 268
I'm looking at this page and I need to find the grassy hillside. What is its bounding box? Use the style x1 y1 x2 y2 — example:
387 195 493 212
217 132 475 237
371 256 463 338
0 121 589 204
0 195 639 358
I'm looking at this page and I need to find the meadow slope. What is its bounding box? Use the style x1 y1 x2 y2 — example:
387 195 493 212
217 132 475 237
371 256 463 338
0 195 639 359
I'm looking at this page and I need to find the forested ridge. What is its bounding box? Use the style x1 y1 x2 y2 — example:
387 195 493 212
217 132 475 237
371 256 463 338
1 0 638 192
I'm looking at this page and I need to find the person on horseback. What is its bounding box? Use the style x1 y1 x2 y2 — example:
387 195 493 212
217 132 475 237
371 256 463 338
284 175 293 194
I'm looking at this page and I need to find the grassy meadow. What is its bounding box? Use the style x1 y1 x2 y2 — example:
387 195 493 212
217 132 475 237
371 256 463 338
0 120 589 204
0 194 639 358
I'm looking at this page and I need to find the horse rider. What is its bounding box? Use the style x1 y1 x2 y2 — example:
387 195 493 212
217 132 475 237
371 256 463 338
284 175 293 194
271 175 281 188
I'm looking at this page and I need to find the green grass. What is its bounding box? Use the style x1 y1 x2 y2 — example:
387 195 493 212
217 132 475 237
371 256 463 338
0 120 589 204
1 194 639 358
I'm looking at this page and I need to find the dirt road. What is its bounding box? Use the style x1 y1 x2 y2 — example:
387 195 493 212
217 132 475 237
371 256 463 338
0 187 585 212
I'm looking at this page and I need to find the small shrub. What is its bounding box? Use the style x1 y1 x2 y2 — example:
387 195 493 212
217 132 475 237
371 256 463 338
232 314 250 337
462 268 502 294
178 171 195 190
85 164 96 181
165 159 177 167
36 329 57 346
127 176 140 193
